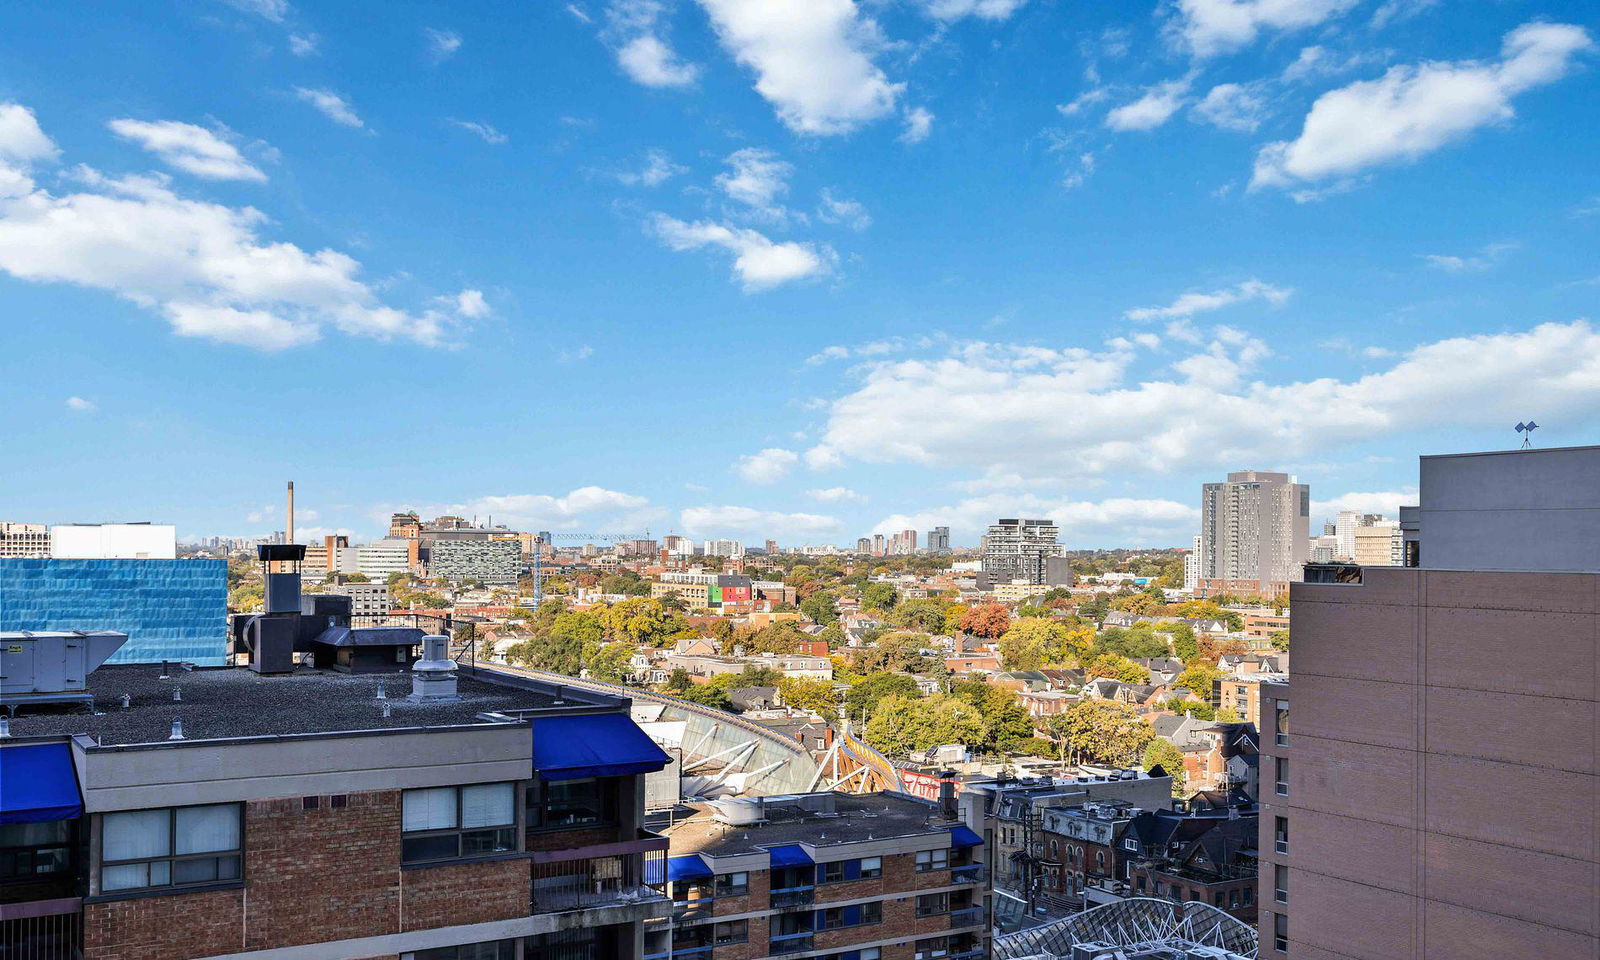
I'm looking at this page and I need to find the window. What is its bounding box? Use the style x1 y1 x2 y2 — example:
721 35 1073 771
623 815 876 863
915 937 950 960
1123 838 1138 852
916 848 949 872
1275 756 1289 796
1095 851 1105 871
1275 817 1289 856
1134 875 1145 893
859 856 882 878
711 920 748 945
0 821 73 882
1274 864 1288 903
1243 886 1253 906
1274 700 1289 747
402 784 516 863
528 777 615 830
821 861 846 883
917 892 950 917
1274 913 1289 953
714 871 748 896
402 941 515 960
820 903 878 929
101 804 241 893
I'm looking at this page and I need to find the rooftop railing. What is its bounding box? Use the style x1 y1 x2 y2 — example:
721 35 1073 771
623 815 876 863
0 899 81 960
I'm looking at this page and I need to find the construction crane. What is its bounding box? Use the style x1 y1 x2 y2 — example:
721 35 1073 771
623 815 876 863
529 530 653 606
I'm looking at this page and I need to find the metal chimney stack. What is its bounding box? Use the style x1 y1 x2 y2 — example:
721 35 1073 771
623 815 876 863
408 635 460 702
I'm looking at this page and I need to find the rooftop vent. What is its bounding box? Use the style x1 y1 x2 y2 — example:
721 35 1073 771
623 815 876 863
408 635 460 702
0 631 129 709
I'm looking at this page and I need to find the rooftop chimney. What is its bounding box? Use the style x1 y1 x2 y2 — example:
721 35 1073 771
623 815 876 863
408 635 460 702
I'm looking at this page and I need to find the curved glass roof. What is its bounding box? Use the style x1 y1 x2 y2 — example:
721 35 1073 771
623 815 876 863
993 897 1259 959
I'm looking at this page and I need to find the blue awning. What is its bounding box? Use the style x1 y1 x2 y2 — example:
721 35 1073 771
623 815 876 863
767 844 814 868
0 743 82 824
665 855 713 882
949 824 984 849
532 712 671 781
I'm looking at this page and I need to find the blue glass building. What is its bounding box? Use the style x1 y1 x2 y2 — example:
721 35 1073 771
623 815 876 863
0 558 228 665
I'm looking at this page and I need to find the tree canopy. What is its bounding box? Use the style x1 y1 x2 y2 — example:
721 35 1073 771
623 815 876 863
1046 700 1155 765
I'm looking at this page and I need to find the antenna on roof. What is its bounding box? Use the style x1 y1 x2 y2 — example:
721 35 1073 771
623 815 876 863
1515 421 1539 448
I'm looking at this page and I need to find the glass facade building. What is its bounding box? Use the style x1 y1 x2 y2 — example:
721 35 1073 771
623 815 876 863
0 559 228 665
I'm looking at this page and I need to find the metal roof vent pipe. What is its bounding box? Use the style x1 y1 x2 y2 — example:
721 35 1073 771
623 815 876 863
408 635 460 702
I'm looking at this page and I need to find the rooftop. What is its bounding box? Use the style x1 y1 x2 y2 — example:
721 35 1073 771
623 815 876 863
660 792 945 858
6 663 597 746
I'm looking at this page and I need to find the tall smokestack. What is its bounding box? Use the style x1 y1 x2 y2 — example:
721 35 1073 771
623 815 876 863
287 480 295 544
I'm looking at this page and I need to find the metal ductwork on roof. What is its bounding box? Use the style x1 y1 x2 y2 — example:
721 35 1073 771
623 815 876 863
0 630 129 709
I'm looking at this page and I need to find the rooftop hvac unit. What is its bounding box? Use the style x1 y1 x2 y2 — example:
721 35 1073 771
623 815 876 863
0 631 129 708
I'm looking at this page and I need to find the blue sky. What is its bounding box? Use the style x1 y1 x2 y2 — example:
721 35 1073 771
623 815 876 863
0 0 1597 548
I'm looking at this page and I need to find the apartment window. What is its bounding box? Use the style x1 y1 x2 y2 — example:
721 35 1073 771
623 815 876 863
1274 700 1289 747
101 803 242 892
915 937 950 960
917 892 950 917
711 920 748 945
402 941 515 960
1274 913 1289 953
1274 757 1289 797
528 777 615 831
1274 864 1288 904
714 871 749 897
1274 817 1289 856
1242 887 1253 906
0 822 73 881
916 848 949 872
821 901 881 929
860 855 882 878
402 784 516 863
1122 838 1138 852
821 861 846 883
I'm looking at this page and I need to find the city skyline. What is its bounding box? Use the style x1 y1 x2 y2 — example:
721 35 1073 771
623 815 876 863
1 2 1597 546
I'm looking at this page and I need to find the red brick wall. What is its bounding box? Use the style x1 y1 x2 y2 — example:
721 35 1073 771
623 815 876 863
401 858 529 931
84 887 244 960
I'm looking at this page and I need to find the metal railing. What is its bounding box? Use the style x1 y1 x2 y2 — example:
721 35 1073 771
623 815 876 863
770 886 815 909
768 933 814 955
951 864 987 885
530 853 668 913
950 905 984 927
672 896 715 921
0 903 81 960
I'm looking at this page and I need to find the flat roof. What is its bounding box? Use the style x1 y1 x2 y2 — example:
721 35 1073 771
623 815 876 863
7 664 605 747
661 793 943 859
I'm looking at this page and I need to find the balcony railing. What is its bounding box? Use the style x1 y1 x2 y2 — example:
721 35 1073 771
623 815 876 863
950 905 984 927
768 933 814 955
530 854 668 914
770 886 815 909
0 900 82 960
665 947 712 960
951 864 987 884
949 948 986 960
672 896 715 921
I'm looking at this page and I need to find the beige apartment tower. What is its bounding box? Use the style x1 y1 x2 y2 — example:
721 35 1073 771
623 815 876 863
1277 446 1600 960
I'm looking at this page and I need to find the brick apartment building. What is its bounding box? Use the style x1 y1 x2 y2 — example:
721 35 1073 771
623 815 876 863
1279 445 1600 959
651 793 987 960
0 643 675 960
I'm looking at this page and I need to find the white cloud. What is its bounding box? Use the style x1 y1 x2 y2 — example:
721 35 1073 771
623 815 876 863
734 447 800 484
1253 22 1593 191
0 106 479 351
900 106 934 143
1105 76 1194 132
807 486 866 503
109 119 267 182
567 4 593 23
804 336 923 365
452 289 491 318
426 28 463 61
716 148 793 219
1057 87 1111 117
618 149 687 187
696 0 903 135
288 34 319 56
220 0 288 22
450 120 508 144
1370 0 1437 30
559 344 595 362
680 504 842 539
922 0 1027 20
1421 241 1517 272
1125 279 1290 321
435 487 656 531
1311 489 1417 519
1059 151 1096 190
65 396 96 412
816 189 871 230
294 88 364 129
874 494 1199 547
617 34 700 86
1192 82 1270 132
1170 0 1360 59
801 321 1600 484
1280 45 1386 83
649 214 834 290
0 104 59 164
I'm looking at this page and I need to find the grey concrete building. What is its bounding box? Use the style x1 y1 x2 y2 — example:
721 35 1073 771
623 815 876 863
320 580 391 617
981 519 1064 586
428 538 521 586
1199 471 1310 587
1282 445 1600 960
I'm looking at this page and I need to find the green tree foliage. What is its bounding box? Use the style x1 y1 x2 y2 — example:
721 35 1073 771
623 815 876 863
863 695 987 755
849 632 941 675
1047 700 1155 765
506 609 603 675
599 571 652 596
1269 629 1289 652
1077 594 1110 622
341 573 371 583
998 618 1091 671
1157 697 1215 721
860 582 899 612
708 665 783 690
596 598 676 645
582 640 634 684
960 603 1011 640
800 591 839 625
949 680 1035 753
1142 738 1188 796
228 582 264 612
386 572 410 588
671 681 732 710
1174 664 1223 700
746 620 807 655
844 672 922 721
778 677 840 716
890 599 949 634
818 623 846 650
1167 622 1199 663
1096 624 1171 660
1172 600 1244 631
1084 652 1151 683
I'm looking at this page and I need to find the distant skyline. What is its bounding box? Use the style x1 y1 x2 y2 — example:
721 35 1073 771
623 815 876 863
0 1 1596 548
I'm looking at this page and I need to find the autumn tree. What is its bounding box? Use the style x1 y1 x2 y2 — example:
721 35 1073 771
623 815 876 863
960 603 1011 640
1142 738 1188 796
1048 700 1155 765
997 618 1091 671
1173 663 1223 700
860 582 899 611
1108 593 1160 616
864 695 988 755
1084 652 1151 683
950 680 1035 753
800 591 839 625
778 677 840 717
582 640 634 684
597 598 672 645
843 672 922 721
890 599 949 634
